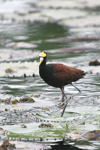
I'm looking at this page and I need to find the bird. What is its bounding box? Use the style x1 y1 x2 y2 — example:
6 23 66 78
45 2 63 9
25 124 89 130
39 52 86 107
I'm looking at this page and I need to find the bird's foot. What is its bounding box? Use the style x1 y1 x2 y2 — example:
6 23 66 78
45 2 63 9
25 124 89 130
58 103 65 109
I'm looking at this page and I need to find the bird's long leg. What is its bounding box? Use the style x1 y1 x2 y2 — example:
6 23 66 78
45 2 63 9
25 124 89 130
60 84 81 117
60 87 72 117
70 83 82 104
61 96 72 117
60 87 67 103
61 86 64 102
71 83 81 93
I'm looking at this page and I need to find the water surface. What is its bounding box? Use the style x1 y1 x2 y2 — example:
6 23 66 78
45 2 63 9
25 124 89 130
0 20 100 150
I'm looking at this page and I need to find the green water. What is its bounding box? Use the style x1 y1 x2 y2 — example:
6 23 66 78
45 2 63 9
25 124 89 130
0 21 100 149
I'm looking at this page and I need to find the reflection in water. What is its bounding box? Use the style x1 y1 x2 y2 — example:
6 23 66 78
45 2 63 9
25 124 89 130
49 141 84 150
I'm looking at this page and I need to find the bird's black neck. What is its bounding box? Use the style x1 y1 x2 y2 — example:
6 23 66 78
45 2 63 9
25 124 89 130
39 64 46 81
39 63 53 81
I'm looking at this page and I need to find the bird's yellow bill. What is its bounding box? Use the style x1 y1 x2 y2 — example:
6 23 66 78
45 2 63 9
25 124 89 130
39 60 43 65
39 57 44 65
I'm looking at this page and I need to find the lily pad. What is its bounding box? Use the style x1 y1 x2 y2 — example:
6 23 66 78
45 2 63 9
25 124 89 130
20 97 35 103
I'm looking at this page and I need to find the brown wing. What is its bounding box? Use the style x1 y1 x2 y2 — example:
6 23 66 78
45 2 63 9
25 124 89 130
51 63 85 87
69 67 85 82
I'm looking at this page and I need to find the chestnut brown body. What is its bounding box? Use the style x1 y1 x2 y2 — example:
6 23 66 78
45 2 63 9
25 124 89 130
39 52 86 103
39 63 85 88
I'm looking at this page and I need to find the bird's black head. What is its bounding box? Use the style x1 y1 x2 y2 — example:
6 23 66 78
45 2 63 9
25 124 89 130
39 52 47 66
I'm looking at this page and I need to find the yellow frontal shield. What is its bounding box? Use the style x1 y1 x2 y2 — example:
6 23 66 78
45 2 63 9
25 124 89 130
39 52 46 58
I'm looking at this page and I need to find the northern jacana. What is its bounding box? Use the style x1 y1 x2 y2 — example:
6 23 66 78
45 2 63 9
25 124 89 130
39 52 85 114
